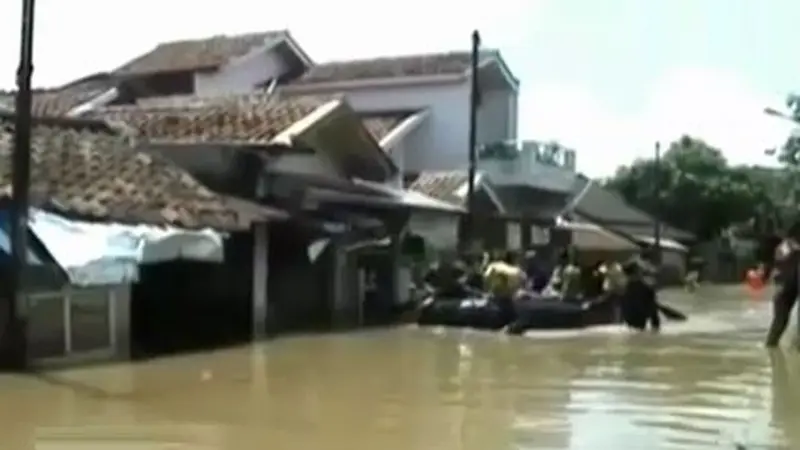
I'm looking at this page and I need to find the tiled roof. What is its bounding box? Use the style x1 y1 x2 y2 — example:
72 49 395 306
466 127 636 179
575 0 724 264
409 170 469 206
115 31 286 76
0 73 117 117
90 93 409 147
87 93 329 144
0 115 278 230
294 51 496 84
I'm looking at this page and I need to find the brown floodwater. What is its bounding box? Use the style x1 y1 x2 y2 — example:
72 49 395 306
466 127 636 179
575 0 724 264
3 286 800 449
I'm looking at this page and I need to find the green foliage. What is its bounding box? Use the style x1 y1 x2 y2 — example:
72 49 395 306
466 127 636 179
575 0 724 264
775 94 800 165
604 136 780 241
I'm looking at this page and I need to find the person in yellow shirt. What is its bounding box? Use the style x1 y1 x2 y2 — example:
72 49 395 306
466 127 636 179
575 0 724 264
483 251 525 322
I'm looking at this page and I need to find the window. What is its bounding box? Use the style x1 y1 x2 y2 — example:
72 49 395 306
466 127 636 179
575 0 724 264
69 289 111 352
26 288 114 361
26 294 66 359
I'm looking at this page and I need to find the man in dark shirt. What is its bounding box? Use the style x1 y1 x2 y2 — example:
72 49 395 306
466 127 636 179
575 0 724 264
620 261 660 332
765 221 800 348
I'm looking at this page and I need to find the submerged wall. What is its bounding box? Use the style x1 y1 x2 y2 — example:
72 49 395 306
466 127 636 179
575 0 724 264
27 285 131 366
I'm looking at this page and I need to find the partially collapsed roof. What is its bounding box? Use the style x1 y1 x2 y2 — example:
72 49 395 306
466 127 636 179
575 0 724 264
114 31 288 76
0 114 282 230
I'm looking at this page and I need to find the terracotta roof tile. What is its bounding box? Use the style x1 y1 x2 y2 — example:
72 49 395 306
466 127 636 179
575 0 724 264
87 93 330 144
409 171 470 206
0 115 276 230
115 31 286 76
0 73 117 117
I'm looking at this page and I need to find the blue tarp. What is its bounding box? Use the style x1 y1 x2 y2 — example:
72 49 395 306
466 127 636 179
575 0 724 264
0 210 46 265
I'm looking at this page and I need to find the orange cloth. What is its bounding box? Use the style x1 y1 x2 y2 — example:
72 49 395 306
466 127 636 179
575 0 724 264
744 268 765 300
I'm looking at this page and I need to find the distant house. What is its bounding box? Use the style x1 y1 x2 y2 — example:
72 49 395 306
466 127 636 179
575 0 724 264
564 175 694 244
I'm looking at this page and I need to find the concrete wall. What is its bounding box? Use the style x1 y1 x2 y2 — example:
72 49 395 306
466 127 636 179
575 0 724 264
408 212 460 250
291 80 517 174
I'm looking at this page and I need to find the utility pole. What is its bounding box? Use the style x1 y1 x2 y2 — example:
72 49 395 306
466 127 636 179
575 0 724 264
2 0 36 371
464 29 480 253
652 141 662 266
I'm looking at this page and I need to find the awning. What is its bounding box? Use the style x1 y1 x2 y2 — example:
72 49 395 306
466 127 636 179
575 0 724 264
352 179 465 213
636 236 688 252
557 218 639 252
29 209 227 287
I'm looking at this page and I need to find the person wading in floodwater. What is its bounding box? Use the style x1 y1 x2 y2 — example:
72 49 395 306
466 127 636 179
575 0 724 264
765 221 800 348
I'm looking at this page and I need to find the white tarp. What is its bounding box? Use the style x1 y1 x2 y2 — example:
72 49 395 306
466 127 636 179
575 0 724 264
29 209 225 287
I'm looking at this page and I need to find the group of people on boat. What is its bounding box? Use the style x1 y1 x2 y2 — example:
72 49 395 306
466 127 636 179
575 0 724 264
421 245 663 332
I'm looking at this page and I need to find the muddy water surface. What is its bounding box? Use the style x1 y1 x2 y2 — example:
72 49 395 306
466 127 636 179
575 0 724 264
3 286 800 449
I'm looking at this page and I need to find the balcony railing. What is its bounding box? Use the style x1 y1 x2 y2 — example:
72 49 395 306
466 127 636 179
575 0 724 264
477 140 577 170
477 140 578 191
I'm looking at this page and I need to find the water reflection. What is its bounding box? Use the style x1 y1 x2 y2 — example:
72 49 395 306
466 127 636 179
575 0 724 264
0 288 794 449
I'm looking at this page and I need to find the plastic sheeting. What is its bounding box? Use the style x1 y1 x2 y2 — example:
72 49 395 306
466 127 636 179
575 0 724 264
29 209 225 287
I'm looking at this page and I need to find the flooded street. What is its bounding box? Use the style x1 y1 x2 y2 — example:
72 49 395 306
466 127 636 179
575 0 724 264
4 286 800 449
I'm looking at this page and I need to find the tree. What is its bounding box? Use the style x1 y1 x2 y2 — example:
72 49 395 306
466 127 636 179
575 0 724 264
605 136 776 241
774 94 800 166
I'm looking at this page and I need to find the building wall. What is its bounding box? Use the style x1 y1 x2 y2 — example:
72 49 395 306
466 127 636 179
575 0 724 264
408 211 460 250
194 48 291 95
476 88 517 145
293 81 517 174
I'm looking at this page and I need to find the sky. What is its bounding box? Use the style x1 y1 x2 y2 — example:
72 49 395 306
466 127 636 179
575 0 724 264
0 0 798 176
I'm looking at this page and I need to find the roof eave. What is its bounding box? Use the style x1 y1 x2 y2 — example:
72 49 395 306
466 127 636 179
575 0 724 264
282 73 465 93
274 31 315 68
379 110 429 152
471 54 520 93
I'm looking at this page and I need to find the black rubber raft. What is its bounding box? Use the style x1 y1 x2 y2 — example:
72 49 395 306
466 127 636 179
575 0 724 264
416 295 687 334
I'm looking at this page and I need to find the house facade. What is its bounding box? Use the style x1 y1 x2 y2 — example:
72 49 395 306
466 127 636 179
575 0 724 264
282 51 519 177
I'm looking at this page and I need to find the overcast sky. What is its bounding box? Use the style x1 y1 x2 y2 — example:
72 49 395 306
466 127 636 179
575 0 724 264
0 0 797 176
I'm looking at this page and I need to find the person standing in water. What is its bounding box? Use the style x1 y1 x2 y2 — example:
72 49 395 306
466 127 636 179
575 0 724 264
765 221 800 348
620 261 661 332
